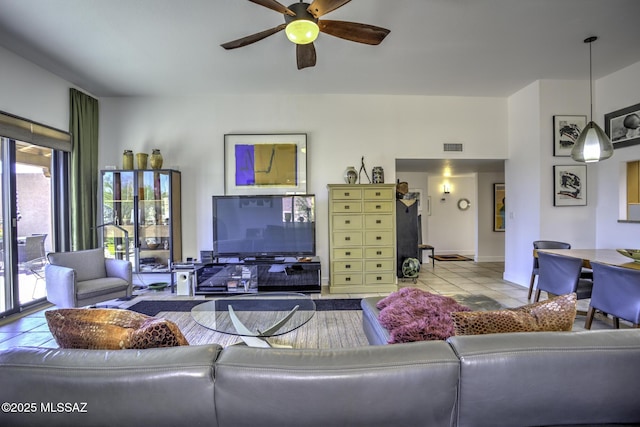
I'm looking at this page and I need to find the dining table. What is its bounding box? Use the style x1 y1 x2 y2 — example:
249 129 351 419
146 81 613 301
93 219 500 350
535 248 640 271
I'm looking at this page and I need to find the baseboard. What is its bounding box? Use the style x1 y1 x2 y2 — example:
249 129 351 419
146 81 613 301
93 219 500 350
475 255 505 262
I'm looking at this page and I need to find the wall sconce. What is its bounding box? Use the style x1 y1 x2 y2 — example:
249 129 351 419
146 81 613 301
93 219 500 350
443 184 451 194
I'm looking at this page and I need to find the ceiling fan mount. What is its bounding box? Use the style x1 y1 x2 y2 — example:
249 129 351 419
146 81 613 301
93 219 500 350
221 0 390 70
284 2 318 25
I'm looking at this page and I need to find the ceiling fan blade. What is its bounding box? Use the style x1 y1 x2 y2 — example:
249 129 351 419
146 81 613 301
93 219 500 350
221 24 286 49
307 0 352 19
318 20 390 45
296 43 317 70
249 0 296 16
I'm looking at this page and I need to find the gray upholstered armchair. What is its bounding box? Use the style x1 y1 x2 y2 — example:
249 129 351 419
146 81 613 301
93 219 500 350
45 248 132 308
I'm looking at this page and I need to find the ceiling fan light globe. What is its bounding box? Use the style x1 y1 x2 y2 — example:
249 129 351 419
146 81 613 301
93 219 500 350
286 20 319 44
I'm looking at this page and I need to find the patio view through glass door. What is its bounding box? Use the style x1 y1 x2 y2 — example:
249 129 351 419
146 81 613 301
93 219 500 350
15 141 53 306
0 139 53 315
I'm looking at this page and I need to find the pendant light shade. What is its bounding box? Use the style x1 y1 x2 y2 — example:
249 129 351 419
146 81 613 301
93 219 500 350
571 36 614 163
571 121 613 162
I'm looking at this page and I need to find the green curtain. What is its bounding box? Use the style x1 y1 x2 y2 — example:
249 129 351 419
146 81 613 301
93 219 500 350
69 88 99 250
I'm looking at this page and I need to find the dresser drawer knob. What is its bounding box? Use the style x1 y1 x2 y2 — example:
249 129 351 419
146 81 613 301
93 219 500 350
376 276 382 281
345 220 351 224
376 236 382 240
376 219 381 224
344 192 350 196
375 192 381 196
346 264 351 269
345 251 351 256
377 263 382 268
345 236 351 241
376 251 382 255
375 205 381 209
346 277 351 282
344 206 350 210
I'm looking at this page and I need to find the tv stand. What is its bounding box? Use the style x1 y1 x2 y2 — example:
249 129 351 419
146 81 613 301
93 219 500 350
195 256 321 294
242 256 286 264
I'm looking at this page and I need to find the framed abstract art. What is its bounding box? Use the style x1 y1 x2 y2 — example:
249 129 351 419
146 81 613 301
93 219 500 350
224 133 307 195
553 115 586 156
553 165 586 206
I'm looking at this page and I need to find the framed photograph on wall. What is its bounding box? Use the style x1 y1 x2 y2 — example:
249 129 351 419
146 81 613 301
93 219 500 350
493 183 505 232
605 102 640 149
553 115 586 156
224 133 307 195
553 165 586 206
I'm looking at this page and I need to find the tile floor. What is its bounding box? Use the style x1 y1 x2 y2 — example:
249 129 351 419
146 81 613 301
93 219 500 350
0 260 615 350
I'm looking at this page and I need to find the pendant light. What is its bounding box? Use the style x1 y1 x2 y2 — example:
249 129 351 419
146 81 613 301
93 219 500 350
571 36 614 163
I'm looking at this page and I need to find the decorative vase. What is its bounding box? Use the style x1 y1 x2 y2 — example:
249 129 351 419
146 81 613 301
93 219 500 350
122 150 133 170
372 166 384 183
136 153 148 169
150 149 163 169
344 166 357 184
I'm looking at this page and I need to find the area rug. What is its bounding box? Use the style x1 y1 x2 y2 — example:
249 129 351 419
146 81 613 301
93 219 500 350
126 298 363 317
430 254 473 261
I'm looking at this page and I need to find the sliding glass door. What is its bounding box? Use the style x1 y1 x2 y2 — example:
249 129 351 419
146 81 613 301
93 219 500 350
0 137 67 317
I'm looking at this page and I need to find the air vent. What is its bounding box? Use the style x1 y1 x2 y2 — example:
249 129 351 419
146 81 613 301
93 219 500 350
443 143 464 152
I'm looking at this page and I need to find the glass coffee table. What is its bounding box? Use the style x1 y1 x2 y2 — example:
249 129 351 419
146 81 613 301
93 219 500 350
191 292 316 347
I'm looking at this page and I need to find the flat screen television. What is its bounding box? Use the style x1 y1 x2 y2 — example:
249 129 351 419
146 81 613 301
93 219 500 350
212 194 316 259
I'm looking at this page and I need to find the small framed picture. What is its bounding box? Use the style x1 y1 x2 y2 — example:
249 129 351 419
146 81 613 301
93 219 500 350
553 165 586 206
493 183 505 232
553 115 586 156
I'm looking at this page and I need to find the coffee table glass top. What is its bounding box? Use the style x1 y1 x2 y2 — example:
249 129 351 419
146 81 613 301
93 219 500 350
191 292 316 338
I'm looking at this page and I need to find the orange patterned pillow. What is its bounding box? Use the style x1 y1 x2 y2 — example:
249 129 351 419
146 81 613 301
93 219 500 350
451 293 577 336
45 308 188 349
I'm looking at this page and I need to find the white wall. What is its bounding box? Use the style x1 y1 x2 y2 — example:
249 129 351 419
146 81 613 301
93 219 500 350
477 171 505 262
425 174 476 256
0 45 78 131
505 79 595 287
99 95 508 281
539 80 595 246
595 61 640 248
504 66 640 288
505 81 542 286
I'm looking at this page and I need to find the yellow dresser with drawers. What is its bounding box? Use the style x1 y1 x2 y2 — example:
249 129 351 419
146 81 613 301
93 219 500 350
328 184 397 294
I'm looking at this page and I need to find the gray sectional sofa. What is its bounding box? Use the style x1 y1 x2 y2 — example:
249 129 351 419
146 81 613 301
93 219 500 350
2 294 640 426
2 327 640 426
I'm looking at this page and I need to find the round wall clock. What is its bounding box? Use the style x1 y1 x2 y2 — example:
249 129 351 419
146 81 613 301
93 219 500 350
457 198 471 210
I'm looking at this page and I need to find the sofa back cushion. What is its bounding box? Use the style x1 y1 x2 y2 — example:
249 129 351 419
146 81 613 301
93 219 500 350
0 345 221 427
215 341 460 427
48 248 107 281
448 330 640 427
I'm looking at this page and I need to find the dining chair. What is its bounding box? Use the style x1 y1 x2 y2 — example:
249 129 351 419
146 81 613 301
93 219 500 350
528 240 571 300
585 262 640 329
534 251 593 303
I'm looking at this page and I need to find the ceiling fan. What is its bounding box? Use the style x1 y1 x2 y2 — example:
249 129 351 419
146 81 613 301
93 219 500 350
221 0 390 70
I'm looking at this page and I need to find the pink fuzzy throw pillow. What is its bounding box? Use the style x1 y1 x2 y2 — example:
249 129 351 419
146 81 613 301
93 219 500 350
376 288 471 344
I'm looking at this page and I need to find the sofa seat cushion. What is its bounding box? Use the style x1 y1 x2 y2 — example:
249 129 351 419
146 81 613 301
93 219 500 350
376 288 471 344
75 277 129 300
45 308 189 349
451 293 577 336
